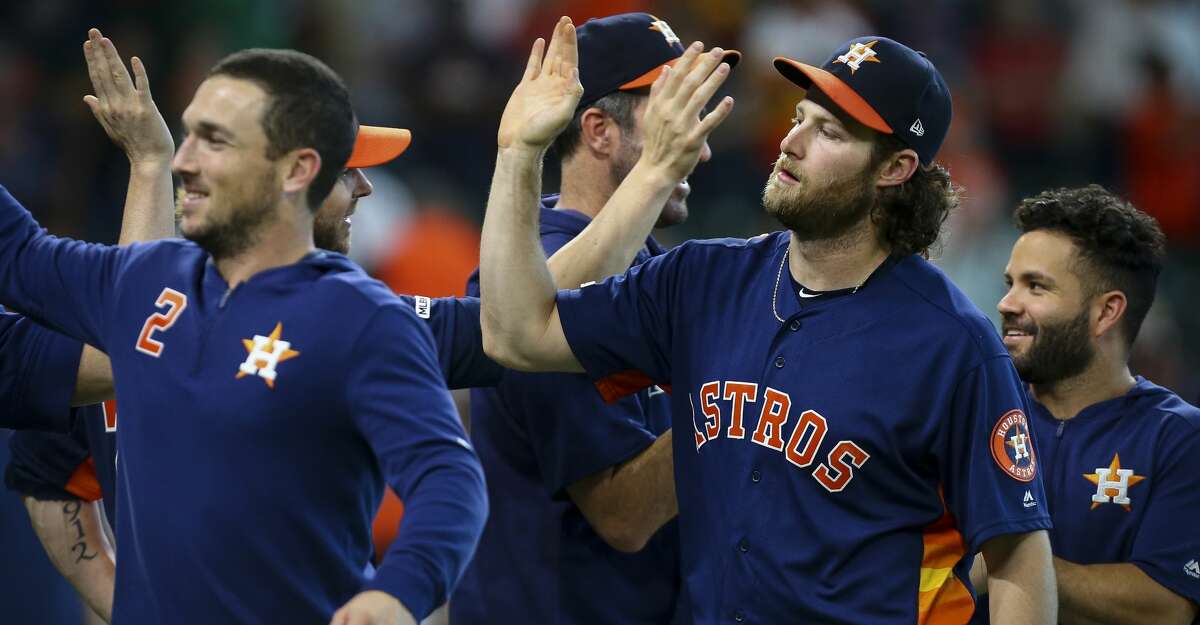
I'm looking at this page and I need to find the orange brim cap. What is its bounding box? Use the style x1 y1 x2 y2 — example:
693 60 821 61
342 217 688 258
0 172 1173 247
345 126 412 168
773 57 893 134
620 50 743 90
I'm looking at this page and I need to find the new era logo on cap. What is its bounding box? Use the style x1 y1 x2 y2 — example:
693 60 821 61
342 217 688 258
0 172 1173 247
773 36 952 164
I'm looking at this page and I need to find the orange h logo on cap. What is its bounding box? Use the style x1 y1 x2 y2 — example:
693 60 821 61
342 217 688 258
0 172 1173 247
648 15 680 47
834 40 881 74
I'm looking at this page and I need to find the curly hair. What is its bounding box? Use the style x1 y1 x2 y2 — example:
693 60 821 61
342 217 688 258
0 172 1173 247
1014 184 1167 347
869 133 961 258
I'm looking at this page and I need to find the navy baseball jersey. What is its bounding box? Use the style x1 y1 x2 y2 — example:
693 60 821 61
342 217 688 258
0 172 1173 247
973 378 1200 624
0 186 487 625
4 295 497 536
0 306 82 432
453 199 687 625
555 231 1051 625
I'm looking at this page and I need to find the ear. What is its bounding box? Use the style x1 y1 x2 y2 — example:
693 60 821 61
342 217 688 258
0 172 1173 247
280 148 322 199
1092 290 1128 340
875 148 919 188
578 107 618 157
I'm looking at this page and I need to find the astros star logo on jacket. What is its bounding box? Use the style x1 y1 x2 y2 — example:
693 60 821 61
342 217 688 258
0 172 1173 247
236 322 300 389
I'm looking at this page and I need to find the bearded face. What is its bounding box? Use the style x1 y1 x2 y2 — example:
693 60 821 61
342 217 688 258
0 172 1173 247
761 153 877 241
1003 300 1097 385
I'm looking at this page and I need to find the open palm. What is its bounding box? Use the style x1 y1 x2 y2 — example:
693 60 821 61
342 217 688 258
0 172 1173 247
497 17 584 150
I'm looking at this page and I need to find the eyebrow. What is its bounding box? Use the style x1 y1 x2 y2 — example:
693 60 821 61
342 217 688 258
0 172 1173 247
796 101 845 130
1009 270 1057 286
185 119 235 140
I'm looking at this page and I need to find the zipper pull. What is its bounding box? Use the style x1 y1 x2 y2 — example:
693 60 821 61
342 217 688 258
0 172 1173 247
219 287 234 308
1056 420 1065 439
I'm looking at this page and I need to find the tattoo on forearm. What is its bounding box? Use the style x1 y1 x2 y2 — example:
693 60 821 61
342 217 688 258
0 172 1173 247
61 501 99 564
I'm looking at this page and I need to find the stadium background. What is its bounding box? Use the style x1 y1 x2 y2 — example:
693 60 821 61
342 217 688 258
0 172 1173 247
1 0 1197 622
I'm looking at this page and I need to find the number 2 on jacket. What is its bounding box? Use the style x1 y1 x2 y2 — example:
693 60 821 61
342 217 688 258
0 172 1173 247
136 288 188 357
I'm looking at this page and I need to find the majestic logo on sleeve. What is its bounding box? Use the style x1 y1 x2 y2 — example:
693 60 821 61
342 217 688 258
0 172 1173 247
1084 452 1145 511
834 40 881 74
990 409 1037 482
648 16 680 47
236 322 300 389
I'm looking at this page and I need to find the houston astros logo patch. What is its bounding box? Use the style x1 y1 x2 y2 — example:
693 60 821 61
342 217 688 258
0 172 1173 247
236 322 300 389
834 40 881 74
990 409 1037 482
648 15 680 47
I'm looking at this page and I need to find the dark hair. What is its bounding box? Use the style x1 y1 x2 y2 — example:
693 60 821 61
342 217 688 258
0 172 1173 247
869 133 960 258
550 91 642 160
207 49 356 211
1014 185 1166 347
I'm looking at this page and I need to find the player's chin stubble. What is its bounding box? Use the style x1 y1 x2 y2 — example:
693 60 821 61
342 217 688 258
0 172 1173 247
1010 308 1096 385
761 160 876 242
183 172 279 261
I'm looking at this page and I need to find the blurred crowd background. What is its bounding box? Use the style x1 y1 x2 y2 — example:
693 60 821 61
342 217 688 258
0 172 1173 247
1 0 1197 622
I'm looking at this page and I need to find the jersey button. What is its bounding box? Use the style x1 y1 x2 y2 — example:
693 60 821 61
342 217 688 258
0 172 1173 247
774 355 785 368
737 538 749 553
751 469 761 483
734 610 746 622
789 319 801 332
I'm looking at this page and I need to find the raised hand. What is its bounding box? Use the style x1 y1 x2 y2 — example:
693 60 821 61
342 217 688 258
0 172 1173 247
637 43 734 182
497 17 584 151
83 28 174 167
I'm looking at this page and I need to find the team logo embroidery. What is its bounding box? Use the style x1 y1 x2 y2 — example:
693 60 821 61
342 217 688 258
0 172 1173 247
236 322 300 389
834 40 881 74
648 15 680 47
1083 452 1145 511
1185 560 1200 579
990 409 1037 482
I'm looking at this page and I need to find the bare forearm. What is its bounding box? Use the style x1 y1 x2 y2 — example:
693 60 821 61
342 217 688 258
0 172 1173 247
479 146 565 369
568 429 677 552
118 160 174 244
547 162 676 288
1056 558 1196 625
72 345 114 405
984 531 1056 625
24 497 115 622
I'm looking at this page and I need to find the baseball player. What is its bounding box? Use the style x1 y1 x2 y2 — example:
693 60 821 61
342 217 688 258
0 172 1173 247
0 44 488 625
454 13 737 625
969 185 1199 624
478 18 1056 625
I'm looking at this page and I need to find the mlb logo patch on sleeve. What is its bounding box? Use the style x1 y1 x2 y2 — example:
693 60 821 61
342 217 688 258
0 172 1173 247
990 409 1037 482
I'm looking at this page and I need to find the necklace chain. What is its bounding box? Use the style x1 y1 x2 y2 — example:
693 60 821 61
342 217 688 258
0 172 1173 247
771 248 789 323
772 247 867 323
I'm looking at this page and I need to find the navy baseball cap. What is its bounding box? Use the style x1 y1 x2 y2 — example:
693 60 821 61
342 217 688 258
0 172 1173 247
576 13 740 112
774 36 951 164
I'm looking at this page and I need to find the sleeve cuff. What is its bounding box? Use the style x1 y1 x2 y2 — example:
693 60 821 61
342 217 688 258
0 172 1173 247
965 516 1053 555
363 559 441 621
1132 559 1200 605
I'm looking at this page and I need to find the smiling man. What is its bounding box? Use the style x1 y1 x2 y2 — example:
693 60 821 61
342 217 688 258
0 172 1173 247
0 47 486 625
479 19 1056 625
970 185 1200 625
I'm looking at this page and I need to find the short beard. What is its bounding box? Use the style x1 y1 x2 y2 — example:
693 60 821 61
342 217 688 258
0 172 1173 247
313 210 349 255
1011 307 1096 386
762 158 876 241
185 171 279 261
